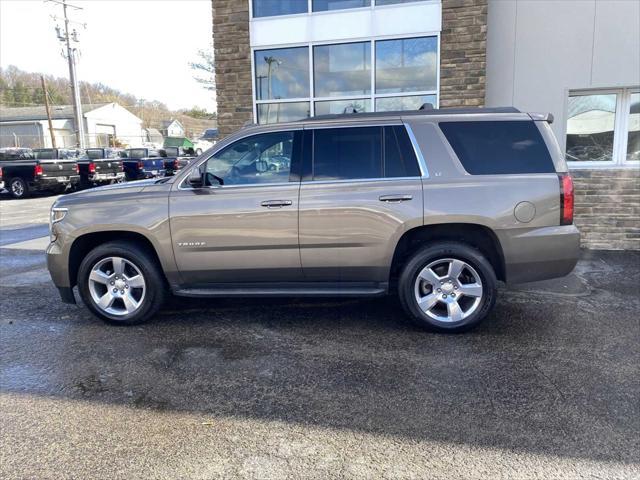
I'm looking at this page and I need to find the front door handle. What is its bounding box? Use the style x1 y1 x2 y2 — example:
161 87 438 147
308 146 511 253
379 194 413 203
260 200 293 208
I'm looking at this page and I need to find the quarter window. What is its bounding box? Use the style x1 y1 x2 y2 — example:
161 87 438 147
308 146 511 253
440 121 555 175
204 131 295 186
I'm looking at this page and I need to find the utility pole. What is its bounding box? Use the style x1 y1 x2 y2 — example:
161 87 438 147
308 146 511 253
49 0 85 148
41 75 57 148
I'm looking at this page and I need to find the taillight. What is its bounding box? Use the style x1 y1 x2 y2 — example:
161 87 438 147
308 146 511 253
119 163 124 171
173 159 179 169
559 173 574 225
137 161 144 170
88 162 96 173
75 163 80 174
34 165 43 176
0 167 3 179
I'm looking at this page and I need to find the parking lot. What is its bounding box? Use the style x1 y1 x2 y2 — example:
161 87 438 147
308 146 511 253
0 192 638 479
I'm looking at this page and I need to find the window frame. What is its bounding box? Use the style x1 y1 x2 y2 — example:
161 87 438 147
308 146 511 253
252 33 440 124
248 0 437 20
565 87 640 169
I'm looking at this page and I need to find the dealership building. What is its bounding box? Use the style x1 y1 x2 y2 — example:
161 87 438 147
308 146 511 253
211 0 639 250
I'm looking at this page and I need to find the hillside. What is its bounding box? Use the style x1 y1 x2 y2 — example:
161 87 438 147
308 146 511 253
0 65 216 139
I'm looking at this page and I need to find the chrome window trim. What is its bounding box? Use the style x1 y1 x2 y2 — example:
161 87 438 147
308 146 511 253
301 176 420 185
404 123 429 178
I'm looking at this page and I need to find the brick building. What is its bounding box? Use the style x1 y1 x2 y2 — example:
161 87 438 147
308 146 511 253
211 0 639 250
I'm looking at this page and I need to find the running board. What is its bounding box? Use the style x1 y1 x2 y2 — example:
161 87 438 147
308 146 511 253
173 285 387 298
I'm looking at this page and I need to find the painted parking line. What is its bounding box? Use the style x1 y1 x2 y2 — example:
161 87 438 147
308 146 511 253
1 236 50 251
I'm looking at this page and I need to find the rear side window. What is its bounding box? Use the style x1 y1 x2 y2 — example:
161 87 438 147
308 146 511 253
439 121 555 174
311 126 420 180
313 127 382 180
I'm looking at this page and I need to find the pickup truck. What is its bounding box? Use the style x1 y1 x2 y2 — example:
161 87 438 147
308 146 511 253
0 147 80 199
121 148 166 181
79 148 126 188
161 147 196 176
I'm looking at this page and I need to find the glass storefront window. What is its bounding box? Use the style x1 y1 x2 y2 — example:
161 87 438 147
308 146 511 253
566 94 617 163
312 0 370 12
375 36 437 94
255 47 310 101
314 42 371 97
375 94 437 112
314 98 371 115
627 93 640 162
376 0 422 5
257 102 311 124
253 0 308 18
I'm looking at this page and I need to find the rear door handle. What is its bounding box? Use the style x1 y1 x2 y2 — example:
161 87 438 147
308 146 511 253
260 200 293 208
379 194 413 203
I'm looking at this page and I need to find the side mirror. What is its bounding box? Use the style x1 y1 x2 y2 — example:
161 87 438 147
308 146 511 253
187 168 204 188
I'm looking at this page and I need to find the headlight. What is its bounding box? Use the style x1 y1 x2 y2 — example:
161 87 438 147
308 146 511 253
51 207 68 224
50 207 68 242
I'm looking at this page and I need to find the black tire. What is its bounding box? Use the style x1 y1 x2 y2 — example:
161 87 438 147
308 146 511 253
77 241 167 325
398 242 497 333
8 177 29 199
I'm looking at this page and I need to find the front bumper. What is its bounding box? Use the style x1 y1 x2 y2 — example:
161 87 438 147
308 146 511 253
498 225 581 284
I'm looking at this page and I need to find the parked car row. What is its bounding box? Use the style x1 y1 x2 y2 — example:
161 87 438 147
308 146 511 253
0 146 199 199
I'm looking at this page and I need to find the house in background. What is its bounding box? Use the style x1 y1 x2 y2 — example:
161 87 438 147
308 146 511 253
160 119 185 138
0 102 145 148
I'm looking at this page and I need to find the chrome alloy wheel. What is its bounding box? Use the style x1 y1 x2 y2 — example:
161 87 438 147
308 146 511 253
11 179 24 197
88 257 146 316
414 258 483 323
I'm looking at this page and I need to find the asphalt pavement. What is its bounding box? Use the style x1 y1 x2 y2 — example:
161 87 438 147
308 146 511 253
0 192 639 479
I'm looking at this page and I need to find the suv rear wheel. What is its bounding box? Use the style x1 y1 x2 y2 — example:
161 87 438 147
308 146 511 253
398 242 497 332
77 241 166 325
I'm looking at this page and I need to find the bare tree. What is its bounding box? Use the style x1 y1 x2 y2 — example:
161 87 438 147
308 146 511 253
189 49 215 91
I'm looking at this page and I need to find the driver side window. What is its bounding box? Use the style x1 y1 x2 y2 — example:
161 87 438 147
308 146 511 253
204 131 294 186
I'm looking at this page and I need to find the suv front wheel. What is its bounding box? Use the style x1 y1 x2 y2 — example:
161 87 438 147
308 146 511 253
77 241 166 325
398 242 497 332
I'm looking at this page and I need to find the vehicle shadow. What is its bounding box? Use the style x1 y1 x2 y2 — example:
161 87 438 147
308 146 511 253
1 257 639 466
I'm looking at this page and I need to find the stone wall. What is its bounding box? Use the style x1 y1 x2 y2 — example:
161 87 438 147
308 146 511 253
572 169 640 250
212 0 252 138
440 0 487 108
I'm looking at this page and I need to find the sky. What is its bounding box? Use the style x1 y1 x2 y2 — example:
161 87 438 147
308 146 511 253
0 0 216 111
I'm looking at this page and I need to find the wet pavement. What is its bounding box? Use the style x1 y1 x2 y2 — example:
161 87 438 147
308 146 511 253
0 192 639 479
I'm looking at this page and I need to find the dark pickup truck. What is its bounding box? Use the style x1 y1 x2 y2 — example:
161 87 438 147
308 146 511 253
122 148 166 181
161 146 196 176
79 148 126 188
0 147 80 199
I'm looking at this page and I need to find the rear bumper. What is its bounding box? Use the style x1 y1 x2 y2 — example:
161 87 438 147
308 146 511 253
498 225 581 284
89 172 125 183
32 175 80 190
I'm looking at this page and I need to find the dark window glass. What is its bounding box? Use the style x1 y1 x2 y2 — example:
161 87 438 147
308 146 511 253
255 47 310 100
253 0 307 17
313 0 370 11
86 149 105 160
384 126 420 177
439 121 555 175
313 127 382 180
313 42 370 97
205 131 295 185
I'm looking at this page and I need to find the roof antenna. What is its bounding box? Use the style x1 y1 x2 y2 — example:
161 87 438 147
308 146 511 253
419 103 434 111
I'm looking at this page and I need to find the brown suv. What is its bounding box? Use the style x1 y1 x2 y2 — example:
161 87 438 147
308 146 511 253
47 107 580 332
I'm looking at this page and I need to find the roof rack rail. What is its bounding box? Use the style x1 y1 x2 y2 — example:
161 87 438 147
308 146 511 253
306 106 522 123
